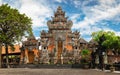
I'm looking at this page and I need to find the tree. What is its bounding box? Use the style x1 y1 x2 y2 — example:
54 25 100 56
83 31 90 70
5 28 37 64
92 31 120 54
0 43 2 68
0 4 32 68
91 31 120 69
113 36 120 55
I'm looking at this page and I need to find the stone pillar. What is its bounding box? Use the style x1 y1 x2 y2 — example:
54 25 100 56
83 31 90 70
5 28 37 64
25 49 29 64
20 50 24 64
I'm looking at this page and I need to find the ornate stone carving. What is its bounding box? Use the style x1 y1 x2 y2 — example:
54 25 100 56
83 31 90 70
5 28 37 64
67 20 73 27
47 20 52 27
39 6 83 64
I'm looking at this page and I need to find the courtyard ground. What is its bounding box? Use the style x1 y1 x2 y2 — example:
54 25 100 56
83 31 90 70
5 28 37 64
0 68 120 75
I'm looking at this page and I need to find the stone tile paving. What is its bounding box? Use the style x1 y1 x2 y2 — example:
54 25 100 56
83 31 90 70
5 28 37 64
0 68 119 75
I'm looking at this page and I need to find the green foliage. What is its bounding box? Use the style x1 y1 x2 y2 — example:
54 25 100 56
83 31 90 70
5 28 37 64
0 4 33 68
81 49 91 64
92 31 120 52
81 49 90 56
0 4 32 46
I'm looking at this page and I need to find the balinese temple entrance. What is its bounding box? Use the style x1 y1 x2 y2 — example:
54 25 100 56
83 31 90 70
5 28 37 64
40 6 81 64
57 40 63 64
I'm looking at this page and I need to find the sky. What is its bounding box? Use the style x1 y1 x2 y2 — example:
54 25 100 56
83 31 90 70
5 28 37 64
0 0 120 41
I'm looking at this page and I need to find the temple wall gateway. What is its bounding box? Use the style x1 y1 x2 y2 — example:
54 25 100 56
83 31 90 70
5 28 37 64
1 6 119 67
40 6 81 64
1 6 94 65
13 6 92 65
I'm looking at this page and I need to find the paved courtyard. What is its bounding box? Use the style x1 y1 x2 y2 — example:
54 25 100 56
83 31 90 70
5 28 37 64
0 68 120 75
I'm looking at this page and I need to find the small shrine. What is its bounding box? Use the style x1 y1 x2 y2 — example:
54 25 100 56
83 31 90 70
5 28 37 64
20 35 40 64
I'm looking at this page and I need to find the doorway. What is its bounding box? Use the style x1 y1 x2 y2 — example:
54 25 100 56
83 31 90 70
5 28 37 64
57 40 63 64
28 51 34 63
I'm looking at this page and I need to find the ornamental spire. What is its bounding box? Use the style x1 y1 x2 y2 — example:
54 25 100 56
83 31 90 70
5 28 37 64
47 6 73 29
57 6 62 11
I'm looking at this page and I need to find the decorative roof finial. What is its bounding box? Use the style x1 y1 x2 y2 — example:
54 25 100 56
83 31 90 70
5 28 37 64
57 6 62 10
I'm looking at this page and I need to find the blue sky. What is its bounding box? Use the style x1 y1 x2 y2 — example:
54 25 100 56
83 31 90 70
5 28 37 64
0 0 120 41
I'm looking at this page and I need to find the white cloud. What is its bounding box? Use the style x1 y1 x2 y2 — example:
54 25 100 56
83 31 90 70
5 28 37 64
72 0 120 34
55 0 62 3
99 0 116 6
80 25 101 36
19 0 53 27
0 0 2 5
55 0 67 4
72 1 119 41
116 32 120 36
71 0 120 41
70 14 80 23
73 0 82 8
73 0 120 28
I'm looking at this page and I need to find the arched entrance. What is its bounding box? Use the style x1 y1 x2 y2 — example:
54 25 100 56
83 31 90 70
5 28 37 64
57 40 63 64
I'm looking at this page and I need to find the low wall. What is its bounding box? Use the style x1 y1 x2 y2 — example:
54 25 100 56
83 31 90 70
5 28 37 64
107 55 120 64
15 64 84 69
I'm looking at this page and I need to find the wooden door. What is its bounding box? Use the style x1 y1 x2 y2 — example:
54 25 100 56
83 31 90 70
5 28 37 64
57 41 63 64
28 51 34 63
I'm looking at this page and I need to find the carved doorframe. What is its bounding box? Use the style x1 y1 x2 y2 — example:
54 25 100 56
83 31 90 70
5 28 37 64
56 38 63 64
